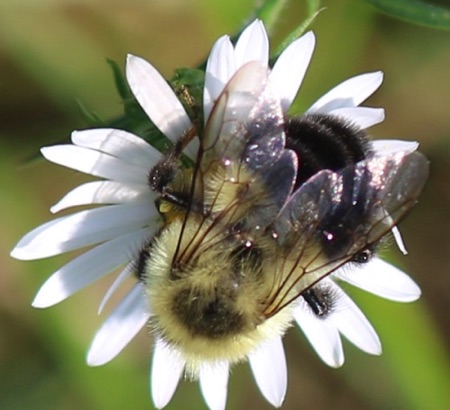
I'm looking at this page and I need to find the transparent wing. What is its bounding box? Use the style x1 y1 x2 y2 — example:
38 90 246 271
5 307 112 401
187 62 297 226
264 151 429 316
202 62 286 172
172 62 298 266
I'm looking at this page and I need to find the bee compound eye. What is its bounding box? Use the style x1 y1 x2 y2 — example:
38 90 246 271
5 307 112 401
352 248 373 264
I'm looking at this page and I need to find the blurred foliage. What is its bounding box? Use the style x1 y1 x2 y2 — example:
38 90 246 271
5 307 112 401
1 1 449 410
365 0 450 29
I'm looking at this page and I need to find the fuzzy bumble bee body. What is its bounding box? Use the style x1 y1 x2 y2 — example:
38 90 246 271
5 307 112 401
135 62 429 379
142 156 295 373
144 217 293 373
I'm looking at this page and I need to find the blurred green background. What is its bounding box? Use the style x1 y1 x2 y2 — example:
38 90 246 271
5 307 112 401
1 0 449 409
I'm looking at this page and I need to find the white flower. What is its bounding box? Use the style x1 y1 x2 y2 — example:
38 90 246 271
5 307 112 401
11 19 421 410
294 258 421 368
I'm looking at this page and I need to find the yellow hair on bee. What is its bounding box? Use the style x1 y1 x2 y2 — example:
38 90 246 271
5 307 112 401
202 161 273 227
144 217 293 377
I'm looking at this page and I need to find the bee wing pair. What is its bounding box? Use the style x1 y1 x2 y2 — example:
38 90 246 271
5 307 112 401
185 61 429 316
200 63 298 214
268 151 428 314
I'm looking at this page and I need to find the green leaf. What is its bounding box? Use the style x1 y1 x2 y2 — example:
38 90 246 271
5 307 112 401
255 0 290 33
365 0 450 29
76 100 105 127
106 58 131 101
270 2 323 65
171 68 205 128
306 0 321 16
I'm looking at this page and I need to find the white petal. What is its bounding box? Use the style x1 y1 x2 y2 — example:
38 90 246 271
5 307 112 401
50 180 152 213
327 107 385 129
126 54 192 143
391 226 408 255
32 228 149 308
328 282 381 355
234 19 269 67
371 139 419 155
308 71 383 113
293 301 344 368
334 257 421 302
11 203 155 260
72 128 161 169
270 31 315 111
248 336 287 408
98 263 134 314
41 145 148 184
381 214 408 256
151 338 185 409
199 361 229 410
87 283 151 366
204 35 236 121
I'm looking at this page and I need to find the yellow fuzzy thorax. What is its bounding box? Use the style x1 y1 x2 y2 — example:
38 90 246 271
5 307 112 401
144 217 294 377
141 155 306 377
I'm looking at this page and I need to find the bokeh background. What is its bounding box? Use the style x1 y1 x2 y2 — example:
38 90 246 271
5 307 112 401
1 0 449 409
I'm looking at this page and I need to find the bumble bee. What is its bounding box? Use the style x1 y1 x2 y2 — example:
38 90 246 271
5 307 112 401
136 62 428 375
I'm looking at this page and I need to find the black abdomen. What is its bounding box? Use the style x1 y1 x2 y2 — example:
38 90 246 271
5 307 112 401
285 113 370 188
